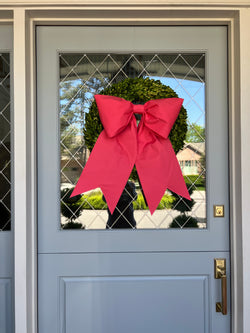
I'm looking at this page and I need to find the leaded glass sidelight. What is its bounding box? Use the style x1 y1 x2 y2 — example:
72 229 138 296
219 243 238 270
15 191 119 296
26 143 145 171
59 53 206 230
0 53 11 231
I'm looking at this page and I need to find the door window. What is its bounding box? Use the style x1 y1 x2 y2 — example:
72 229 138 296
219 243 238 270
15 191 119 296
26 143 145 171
0 53 11 231
59 53 206 230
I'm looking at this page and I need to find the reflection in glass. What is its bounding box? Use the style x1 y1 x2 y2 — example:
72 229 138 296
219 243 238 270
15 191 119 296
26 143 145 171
59 53 206 230
0 53 11 231
104 181 137 229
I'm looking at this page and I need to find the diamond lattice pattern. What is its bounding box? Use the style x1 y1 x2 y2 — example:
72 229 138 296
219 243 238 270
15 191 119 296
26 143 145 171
59 53 206 230
0 53 11 231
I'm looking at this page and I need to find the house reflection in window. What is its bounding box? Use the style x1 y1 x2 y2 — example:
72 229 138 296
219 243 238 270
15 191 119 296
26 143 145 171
177 142 205 176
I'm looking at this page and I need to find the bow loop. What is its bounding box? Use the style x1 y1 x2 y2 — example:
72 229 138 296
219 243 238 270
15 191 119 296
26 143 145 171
144 98 184 139
95 95 133 138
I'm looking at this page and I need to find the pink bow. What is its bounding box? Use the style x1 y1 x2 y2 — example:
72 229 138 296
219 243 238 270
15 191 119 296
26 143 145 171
71 95 190 214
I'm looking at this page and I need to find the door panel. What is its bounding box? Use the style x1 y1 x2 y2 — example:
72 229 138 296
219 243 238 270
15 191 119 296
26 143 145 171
39 252 230 333
37 26 230 332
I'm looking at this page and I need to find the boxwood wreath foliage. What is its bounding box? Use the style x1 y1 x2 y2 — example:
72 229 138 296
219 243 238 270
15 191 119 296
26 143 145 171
84 77 188 155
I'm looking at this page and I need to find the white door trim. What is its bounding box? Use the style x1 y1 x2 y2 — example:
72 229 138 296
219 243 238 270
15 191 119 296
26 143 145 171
13 8 28 333
238 10 250 332
9 6 247 333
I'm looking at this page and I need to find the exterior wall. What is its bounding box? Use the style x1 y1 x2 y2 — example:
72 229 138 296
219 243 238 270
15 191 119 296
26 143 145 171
0 2 249 333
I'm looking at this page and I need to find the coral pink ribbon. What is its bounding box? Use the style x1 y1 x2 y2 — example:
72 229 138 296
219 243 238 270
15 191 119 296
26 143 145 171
71 95 190 214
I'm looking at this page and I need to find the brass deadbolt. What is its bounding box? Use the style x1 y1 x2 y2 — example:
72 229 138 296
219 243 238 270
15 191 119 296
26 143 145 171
214 205 224 217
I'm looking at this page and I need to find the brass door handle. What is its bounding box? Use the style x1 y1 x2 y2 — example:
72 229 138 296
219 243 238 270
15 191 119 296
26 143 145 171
216 274 227 315
214 259 227 315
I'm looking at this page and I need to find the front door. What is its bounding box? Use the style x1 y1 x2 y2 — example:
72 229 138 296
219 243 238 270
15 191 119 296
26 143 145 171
37 26 230 333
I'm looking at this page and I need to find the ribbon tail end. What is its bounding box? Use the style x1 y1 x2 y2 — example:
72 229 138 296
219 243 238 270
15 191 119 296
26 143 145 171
168 185 191 201
148 206 157 215
181 188 191 201
70 187 81 198
101 186 125 215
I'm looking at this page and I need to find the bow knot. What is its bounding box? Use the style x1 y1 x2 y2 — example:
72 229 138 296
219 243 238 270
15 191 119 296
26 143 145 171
71 95 190 214
132 104 145 115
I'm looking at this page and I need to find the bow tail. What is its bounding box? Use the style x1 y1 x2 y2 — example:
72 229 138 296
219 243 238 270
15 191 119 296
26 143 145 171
71 127 137 214
136 138 190 215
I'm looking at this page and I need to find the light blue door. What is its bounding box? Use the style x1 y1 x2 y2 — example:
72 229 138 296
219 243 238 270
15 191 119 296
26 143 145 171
37 26 230 333
0 26 14 333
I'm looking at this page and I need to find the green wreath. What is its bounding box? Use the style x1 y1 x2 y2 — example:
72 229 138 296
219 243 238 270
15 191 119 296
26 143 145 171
84 77 188 154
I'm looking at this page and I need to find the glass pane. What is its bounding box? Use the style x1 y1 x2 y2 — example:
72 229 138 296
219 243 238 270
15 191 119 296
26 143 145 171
0 53 11 231
59 53 206 230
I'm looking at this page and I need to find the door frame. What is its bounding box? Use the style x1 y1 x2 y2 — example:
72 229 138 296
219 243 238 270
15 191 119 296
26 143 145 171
8 5 248 333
